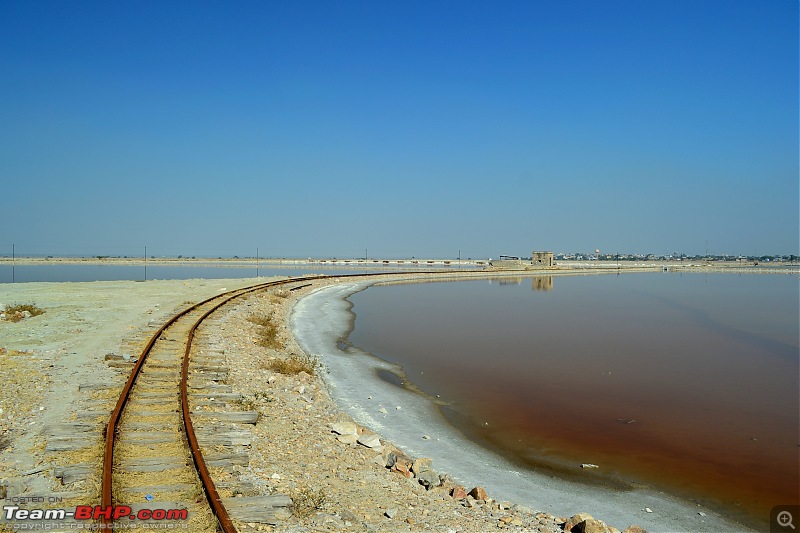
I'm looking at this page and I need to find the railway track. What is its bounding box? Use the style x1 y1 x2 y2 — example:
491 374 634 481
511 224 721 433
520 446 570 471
100 270 453 531
101 277 321 531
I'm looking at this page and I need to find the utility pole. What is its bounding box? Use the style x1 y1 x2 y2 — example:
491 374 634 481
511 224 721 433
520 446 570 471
12 243 15 283
256 247 259 278
144 246 147 281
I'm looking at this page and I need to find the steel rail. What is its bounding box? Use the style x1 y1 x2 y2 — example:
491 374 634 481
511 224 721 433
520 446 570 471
100 282 275 523
179 276 322 532
101 271 446 531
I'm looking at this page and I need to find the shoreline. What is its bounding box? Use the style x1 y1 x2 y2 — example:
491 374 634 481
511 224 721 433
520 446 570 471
288 274 760 532
0 271 783 531
1 255 796 275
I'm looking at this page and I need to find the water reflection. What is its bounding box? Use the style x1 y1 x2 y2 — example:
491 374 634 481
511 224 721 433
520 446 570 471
488 276 553 291
532 276 552 291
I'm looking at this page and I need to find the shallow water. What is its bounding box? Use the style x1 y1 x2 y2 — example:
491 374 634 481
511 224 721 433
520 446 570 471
0 263 462 283
346 273 799 525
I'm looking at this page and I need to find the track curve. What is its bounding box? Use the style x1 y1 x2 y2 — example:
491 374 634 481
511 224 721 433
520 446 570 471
101 271 443 531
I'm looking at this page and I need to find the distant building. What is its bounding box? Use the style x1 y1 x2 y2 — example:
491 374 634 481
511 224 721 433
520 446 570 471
488 251 555 270
531 251 554 268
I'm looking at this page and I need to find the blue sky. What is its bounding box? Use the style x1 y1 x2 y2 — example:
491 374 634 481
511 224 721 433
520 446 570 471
1 0 797 258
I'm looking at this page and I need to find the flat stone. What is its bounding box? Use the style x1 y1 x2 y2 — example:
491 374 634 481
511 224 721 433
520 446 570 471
330 421 358 436
411 457 433 475
416 469 439 490
356 432 381 449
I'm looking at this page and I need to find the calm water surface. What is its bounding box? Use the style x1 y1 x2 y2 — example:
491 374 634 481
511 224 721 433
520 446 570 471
0 264 454 283
347 273 799 523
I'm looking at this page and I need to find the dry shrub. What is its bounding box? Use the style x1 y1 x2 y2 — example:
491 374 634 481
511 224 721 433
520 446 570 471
292 487 326 518
247 313 281 349
2 303 45 323
265 353 319 376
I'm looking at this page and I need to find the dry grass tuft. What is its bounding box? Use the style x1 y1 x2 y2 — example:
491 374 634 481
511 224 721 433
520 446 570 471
292 487 327 519
234 391 273 411
264 353 320 376
248 313 282 349
2 303 45 322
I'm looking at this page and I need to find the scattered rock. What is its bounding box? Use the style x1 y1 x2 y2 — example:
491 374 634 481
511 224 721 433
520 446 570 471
336 434 358 445
330 421 357 436
392 461 412 477
643 508 652 513
386 452 413 477
450 486 468 500
621 527 648 533
411 457 433 475
421 434 430 440
564 513 595 531
573 517 613 533
468 486 488 501
416 469 440 490
384 508 398 519
356 432 382 449
581 463 600 469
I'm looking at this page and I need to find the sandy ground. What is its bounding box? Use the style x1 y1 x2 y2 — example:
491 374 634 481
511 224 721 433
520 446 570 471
0 273 763 532
0 278 263 498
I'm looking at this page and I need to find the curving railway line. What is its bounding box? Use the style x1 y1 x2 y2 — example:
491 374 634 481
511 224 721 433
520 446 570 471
101 276 322 531
100 271 443 531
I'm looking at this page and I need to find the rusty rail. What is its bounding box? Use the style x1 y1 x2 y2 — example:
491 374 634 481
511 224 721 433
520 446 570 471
101 271 447 531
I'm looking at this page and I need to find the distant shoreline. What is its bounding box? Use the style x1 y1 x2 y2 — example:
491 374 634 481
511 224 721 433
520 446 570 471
0 255 796 274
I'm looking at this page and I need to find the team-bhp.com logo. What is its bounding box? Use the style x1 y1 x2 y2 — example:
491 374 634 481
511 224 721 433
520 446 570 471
3 504 188 529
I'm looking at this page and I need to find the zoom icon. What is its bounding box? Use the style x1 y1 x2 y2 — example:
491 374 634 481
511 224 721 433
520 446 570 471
772 506 800 532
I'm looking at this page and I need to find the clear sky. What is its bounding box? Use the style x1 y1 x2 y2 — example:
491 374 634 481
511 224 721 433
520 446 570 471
1 0 797 258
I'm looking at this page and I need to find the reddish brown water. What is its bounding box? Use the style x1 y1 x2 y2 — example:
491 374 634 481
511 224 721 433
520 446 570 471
347 273 800 528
